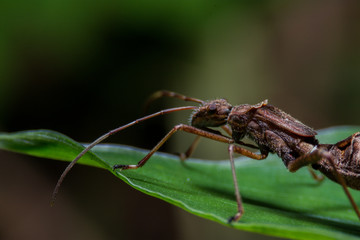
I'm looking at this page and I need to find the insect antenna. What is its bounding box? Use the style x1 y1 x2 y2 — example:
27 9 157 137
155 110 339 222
51 105 197 205
143 90 204 112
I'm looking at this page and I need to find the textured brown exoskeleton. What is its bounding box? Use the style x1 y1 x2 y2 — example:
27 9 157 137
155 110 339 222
51 90 360 222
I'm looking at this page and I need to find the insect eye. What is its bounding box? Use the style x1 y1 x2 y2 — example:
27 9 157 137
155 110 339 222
209 104 217 113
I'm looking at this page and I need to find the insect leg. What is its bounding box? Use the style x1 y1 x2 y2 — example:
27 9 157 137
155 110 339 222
178 135 202 160
179 131 259 161
113 124 234 170
181 126 233 160
178 125 259 161
307 166 324 182
230 144 268 160
221 125 232 136
288 148 360 220
287 149 322 172
228 144 244 222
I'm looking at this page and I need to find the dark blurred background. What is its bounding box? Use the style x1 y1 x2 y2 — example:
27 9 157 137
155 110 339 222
1 1 359 239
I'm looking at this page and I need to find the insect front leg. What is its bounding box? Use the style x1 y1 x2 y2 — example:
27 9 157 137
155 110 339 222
113 124 234 170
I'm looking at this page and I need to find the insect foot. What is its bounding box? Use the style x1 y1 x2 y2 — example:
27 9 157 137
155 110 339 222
228 212 243 223
113 164 138 170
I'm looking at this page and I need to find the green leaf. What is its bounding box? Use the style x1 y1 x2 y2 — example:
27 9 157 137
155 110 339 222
0 126 360 239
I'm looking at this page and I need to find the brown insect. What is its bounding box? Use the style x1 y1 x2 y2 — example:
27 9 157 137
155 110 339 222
51 90 360 222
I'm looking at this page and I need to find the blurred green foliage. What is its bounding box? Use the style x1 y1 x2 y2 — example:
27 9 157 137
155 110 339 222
0 1 359 240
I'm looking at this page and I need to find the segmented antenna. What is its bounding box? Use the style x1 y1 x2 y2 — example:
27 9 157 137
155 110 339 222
143 90 204 112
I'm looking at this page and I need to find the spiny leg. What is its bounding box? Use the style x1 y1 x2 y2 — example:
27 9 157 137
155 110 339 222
288 147 360 220
113 124 234 170
228 144 244 222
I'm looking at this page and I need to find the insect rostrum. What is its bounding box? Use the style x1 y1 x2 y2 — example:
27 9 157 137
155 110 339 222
52 90 360 222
